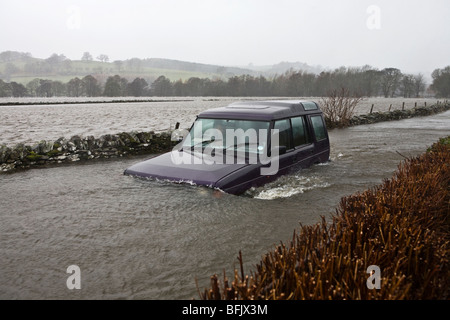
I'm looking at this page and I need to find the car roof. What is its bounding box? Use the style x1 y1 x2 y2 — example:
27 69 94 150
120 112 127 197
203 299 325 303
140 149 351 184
198 100 322 121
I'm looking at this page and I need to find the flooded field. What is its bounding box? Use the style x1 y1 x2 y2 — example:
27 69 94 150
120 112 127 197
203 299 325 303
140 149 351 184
0 97 442 146
0 97 448 299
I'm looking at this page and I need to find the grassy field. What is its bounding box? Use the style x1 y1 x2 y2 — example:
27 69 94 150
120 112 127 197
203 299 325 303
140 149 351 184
5 70 221 85
0 59 226 84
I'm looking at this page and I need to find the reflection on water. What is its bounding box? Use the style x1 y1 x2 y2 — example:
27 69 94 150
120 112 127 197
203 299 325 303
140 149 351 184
0 103 448 299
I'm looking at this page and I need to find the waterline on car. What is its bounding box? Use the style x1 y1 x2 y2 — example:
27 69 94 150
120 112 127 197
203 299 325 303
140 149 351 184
246 173 331 200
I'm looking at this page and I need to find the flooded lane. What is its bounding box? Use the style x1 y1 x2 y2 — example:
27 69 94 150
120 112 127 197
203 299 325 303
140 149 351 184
0 110 449 300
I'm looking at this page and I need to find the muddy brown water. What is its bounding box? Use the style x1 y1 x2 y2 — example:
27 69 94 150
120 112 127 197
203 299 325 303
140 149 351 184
0 99 448 299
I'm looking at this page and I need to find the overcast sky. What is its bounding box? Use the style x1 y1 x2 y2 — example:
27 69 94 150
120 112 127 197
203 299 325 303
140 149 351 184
1 0 449 75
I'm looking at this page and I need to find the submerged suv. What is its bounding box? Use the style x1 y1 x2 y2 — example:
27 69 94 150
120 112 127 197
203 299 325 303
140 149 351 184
124 100 330 195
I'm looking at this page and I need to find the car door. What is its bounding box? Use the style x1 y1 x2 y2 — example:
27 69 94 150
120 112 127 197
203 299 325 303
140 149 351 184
271 118 295 175
309 114 330 162
291 116 315 167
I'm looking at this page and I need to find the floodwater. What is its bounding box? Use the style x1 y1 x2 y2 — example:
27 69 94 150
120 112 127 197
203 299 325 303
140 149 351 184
0 98 448 300
0 97 441 146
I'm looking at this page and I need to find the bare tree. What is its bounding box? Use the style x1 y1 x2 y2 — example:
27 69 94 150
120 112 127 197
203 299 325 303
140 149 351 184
82 75 101 97
81 52 93 61
380 68 402 98
400 74 415 98
96 54 109 63
46 53 66 65
413 74 426 98
150 75 173 96
319 88 364 128
431 66 450 98
67 77 84 97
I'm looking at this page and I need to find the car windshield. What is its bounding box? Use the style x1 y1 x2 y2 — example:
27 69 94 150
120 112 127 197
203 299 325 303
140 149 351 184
182 118 270 155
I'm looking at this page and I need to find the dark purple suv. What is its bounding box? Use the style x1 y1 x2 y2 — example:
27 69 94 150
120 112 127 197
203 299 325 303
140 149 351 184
124 100 330 195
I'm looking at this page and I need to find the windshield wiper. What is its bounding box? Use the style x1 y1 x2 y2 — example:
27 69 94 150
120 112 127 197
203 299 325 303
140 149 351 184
225 142 260 151
190 138 223 150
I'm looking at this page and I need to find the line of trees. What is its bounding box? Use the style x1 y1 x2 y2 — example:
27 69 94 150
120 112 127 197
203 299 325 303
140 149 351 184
0 75 149 98
430 66 450 98
1 65 449 98
148 66 437 98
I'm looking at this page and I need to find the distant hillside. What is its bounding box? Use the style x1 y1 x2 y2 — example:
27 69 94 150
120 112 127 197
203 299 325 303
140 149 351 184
139 58 257 76
245 61 324 75
1 51 438 98
0 51 258 85
0 50 323 85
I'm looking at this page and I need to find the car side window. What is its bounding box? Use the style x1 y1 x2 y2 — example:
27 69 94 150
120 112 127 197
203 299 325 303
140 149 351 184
310 116 327 141
291 116 310 147
274 119 293 150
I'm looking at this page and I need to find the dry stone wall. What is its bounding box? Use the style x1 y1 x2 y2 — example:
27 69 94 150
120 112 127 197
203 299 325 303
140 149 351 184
1 103 449 173
0 131 172 172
